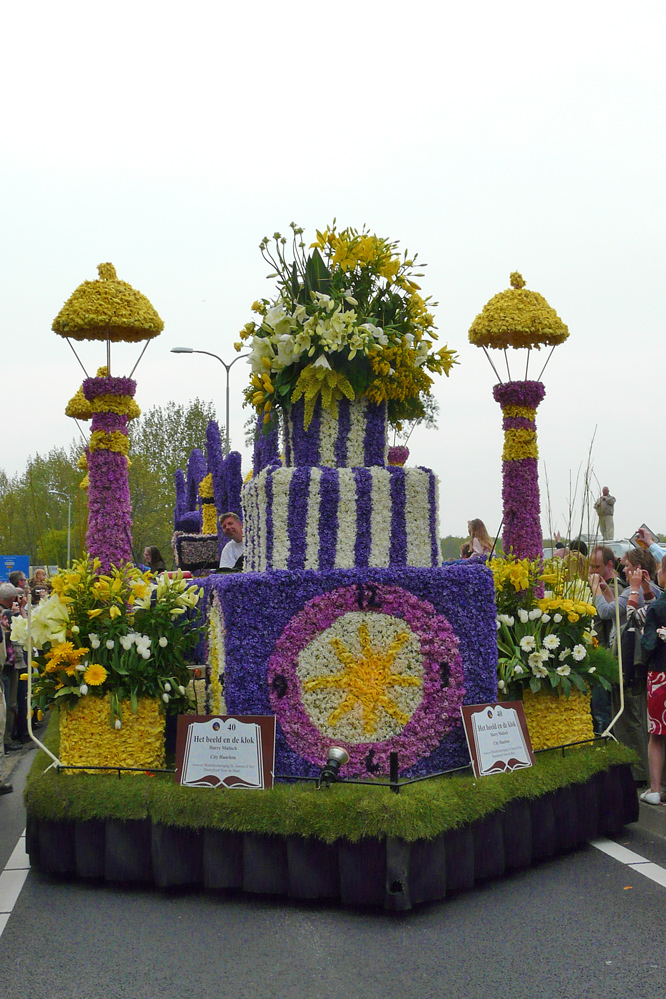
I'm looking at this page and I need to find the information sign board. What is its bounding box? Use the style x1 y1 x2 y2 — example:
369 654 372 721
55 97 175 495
461 701 535 778
175 715 276 789
0 556 30 583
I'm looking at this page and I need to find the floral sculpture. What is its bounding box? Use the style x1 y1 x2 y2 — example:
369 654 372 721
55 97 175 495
491 553 608 747
200 223 499 780
55 263 164 569
52 262 163 344
469 272 568 559
12 556 203 768
66 368 140 570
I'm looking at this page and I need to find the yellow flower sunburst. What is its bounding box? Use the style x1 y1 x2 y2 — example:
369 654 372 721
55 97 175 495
302 621 421 737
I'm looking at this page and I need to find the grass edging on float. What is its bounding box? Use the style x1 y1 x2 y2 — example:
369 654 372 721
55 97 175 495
25 713 635 844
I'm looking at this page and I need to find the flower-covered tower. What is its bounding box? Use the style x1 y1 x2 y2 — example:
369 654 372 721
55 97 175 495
469 272 569 560
55 263 163 569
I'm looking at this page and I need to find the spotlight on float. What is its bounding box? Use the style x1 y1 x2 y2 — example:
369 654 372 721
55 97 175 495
318 746 349 788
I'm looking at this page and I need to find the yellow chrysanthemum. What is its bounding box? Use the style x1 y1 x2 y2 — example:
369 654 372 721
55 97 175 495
521 688 593 750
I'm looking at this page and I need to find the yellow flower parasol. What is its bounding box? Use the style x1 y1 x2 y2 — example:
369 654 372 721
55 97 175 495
52 263 163 344
468 272 568 381
53 263 164 377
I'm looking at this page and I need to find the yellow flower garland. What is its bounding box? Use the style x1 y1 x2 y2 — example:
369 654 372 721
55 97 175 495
89 430 131 455
207 596 226 715
503 404 537 421
91 394 141 419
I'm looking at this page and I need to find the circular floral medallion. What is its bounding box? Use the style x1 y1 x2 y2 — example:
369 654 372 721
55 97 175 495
267 583 465 776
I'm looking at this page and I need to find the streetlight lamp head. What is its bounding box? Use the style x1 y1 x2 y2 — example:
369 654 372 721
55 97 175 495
170 347 194 354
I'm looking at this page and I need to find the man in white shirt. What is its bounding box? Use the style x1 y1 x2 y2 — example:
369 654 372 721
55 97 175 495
218 512 244 570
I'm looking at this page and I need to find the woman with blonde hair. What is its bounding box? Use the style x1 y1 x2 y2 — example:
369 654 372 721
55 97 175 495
467 519 493 557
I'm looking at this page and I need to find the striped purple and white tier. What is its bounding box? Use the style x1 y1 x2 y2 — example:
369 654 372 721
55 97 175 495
284 397 388 468
242 464 441 571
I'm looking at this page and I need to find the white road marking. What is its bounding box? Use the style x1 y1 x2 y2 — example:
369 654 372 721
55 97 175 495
590 837 666 888
0 830 30 938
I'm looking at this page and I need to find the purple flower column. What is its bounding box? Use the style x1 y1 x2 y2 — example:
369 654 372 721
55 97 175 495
492 380 546 561
82 374 137 571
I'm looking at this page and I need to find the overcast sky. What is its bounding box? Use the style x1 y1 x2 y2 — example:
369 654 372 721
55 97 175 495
2 1 665 543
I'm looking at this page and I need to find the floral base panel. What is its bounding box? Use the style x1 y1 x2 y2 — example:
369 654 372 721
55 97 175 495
203 562 498 779
521 688 594 751
59 695 166 772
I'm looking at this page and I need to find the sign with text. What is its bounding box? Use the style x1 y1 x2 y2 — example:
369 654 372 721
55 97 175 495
0 556 30 583
175 715 276 790
461 702 535 778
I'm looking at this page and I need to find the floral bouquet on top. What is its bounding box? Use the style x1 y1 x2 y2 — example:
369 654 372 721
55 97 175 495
491 553 609 700
11 555 204 725
238 222 457 429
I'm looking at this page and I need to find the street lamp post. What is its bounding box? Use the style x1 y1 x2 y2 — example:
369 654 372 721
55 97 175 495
170 347 249 455
48 489 72 567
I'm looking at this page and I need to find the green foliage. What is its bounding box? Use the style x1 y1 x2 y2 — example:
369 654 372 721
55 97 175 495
26 716 635 843
440 536 468 560
588 644 620 685
37 528 69 566
0 447 86 566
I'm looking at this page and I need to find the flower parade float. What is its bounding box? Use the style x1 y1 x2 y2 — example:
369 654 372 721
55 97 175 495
23 247 637 911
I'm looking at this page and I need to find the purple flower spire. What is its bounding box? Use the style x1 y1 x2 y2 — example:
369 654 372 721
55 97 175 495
85 375 137 570
493 380 546 560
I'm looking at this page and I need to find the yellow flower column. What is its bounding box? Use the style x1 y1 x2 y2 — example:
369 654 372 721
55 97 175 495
199 473 218 535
